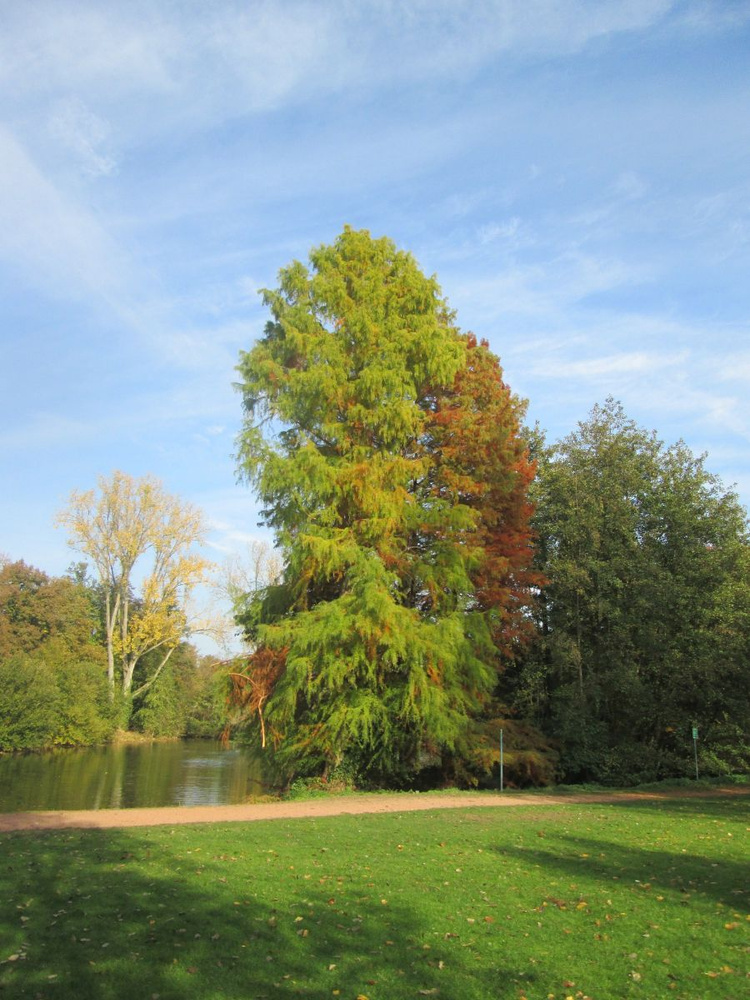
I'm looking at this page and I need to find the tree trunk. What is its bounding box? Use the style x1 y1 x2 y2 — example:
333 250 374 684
104 589 120 700
131 645 177 700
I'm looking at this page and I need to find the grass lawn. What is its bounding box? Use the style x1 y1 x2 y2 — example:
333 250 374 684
1 794 748 999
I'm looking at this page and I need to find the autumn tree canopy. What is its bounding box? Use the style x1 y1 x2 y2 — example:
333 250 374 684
234 227 536 782
0 558 100 660
57 471 211 703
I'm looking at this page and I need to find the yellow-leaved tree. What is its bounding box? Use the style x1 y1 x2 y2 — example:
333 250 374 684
57 471 212 702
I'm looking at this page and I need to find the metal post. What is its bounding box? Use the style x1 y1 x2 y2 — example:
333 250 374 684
692 725 699 780
499 727 504 792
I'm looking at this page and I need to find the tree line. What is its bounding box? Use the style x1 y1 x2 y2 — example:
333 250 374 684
0 474 227 751
227 228 750 787
2 228 748 787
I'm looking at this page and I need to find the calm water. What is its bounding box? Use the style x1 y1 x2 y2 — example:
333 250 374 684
0 739 279 812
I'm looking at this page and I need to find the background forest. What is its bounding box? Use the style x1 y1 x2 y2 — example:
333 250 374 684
2 231 748 790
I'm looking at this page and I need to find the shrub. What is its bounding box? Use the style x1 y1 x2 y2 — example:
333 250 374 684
0 655 60 751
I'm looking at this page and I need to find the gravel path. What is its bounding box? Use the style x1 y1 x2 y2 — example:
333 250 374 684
1 787 746 832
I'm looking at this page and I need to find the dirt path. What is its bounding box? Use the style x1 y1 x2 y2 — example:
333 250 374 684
1 787 747 832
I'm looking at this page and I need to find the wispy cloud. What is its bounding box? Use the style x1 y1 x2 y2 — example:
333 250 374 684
0 3 176 99
451 251 652 325
0 126 130 303
711 350 750 390
529 350 676 379
48 98 117 177
0 1 703 129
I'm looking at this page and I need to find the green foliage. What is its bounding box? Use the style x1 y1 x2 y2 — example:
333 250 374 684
40 639 115 746
0 655 60 751
132 645 227 739
0 641 115 751
131 662 186 737
234 228 536 782
0 559 118 751
448 712 559 789
514 399 750 783
0 559 100 659
183 657 229 738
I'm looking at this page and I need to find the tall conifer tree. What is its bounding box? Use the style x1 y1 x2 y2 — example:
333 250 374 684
234 228 535 781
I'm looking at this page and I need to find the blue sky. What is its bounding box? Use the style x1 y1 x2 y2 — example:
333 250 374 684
1 1 749 625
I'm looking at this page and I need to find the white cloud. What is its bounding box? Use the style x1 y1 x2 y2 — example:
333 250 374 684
452 251 652 325
529 351 671 379
201 2 344 112
477 217 524 246
48 98 117 176
0 126 130 303
0 125 266 379
0 3 176 99
154 319 261 372
0 1 691 131
715 352 750 384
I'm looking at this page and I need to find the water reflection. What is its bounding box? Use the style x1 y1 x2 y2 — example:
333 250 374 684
0 740 277 812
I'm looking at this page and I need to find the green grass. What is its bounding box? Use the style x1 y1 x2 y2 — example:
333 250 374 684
1 795 748 999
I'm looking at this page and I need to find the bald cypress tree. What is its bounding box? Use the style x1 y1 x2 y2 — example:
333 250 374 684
234 228 535 782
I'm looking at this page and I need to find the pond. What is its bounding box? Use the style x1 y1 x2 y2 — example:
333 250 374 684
0 739 279 812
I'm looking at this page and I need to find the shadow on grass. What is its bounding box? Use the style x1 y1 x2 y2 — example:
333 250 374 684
592 791 750 822
494 831 748 910
1 824 529 1000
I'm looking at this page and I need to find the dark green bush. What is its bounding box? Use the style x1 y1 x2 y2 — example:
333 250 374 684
0 655 60 751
